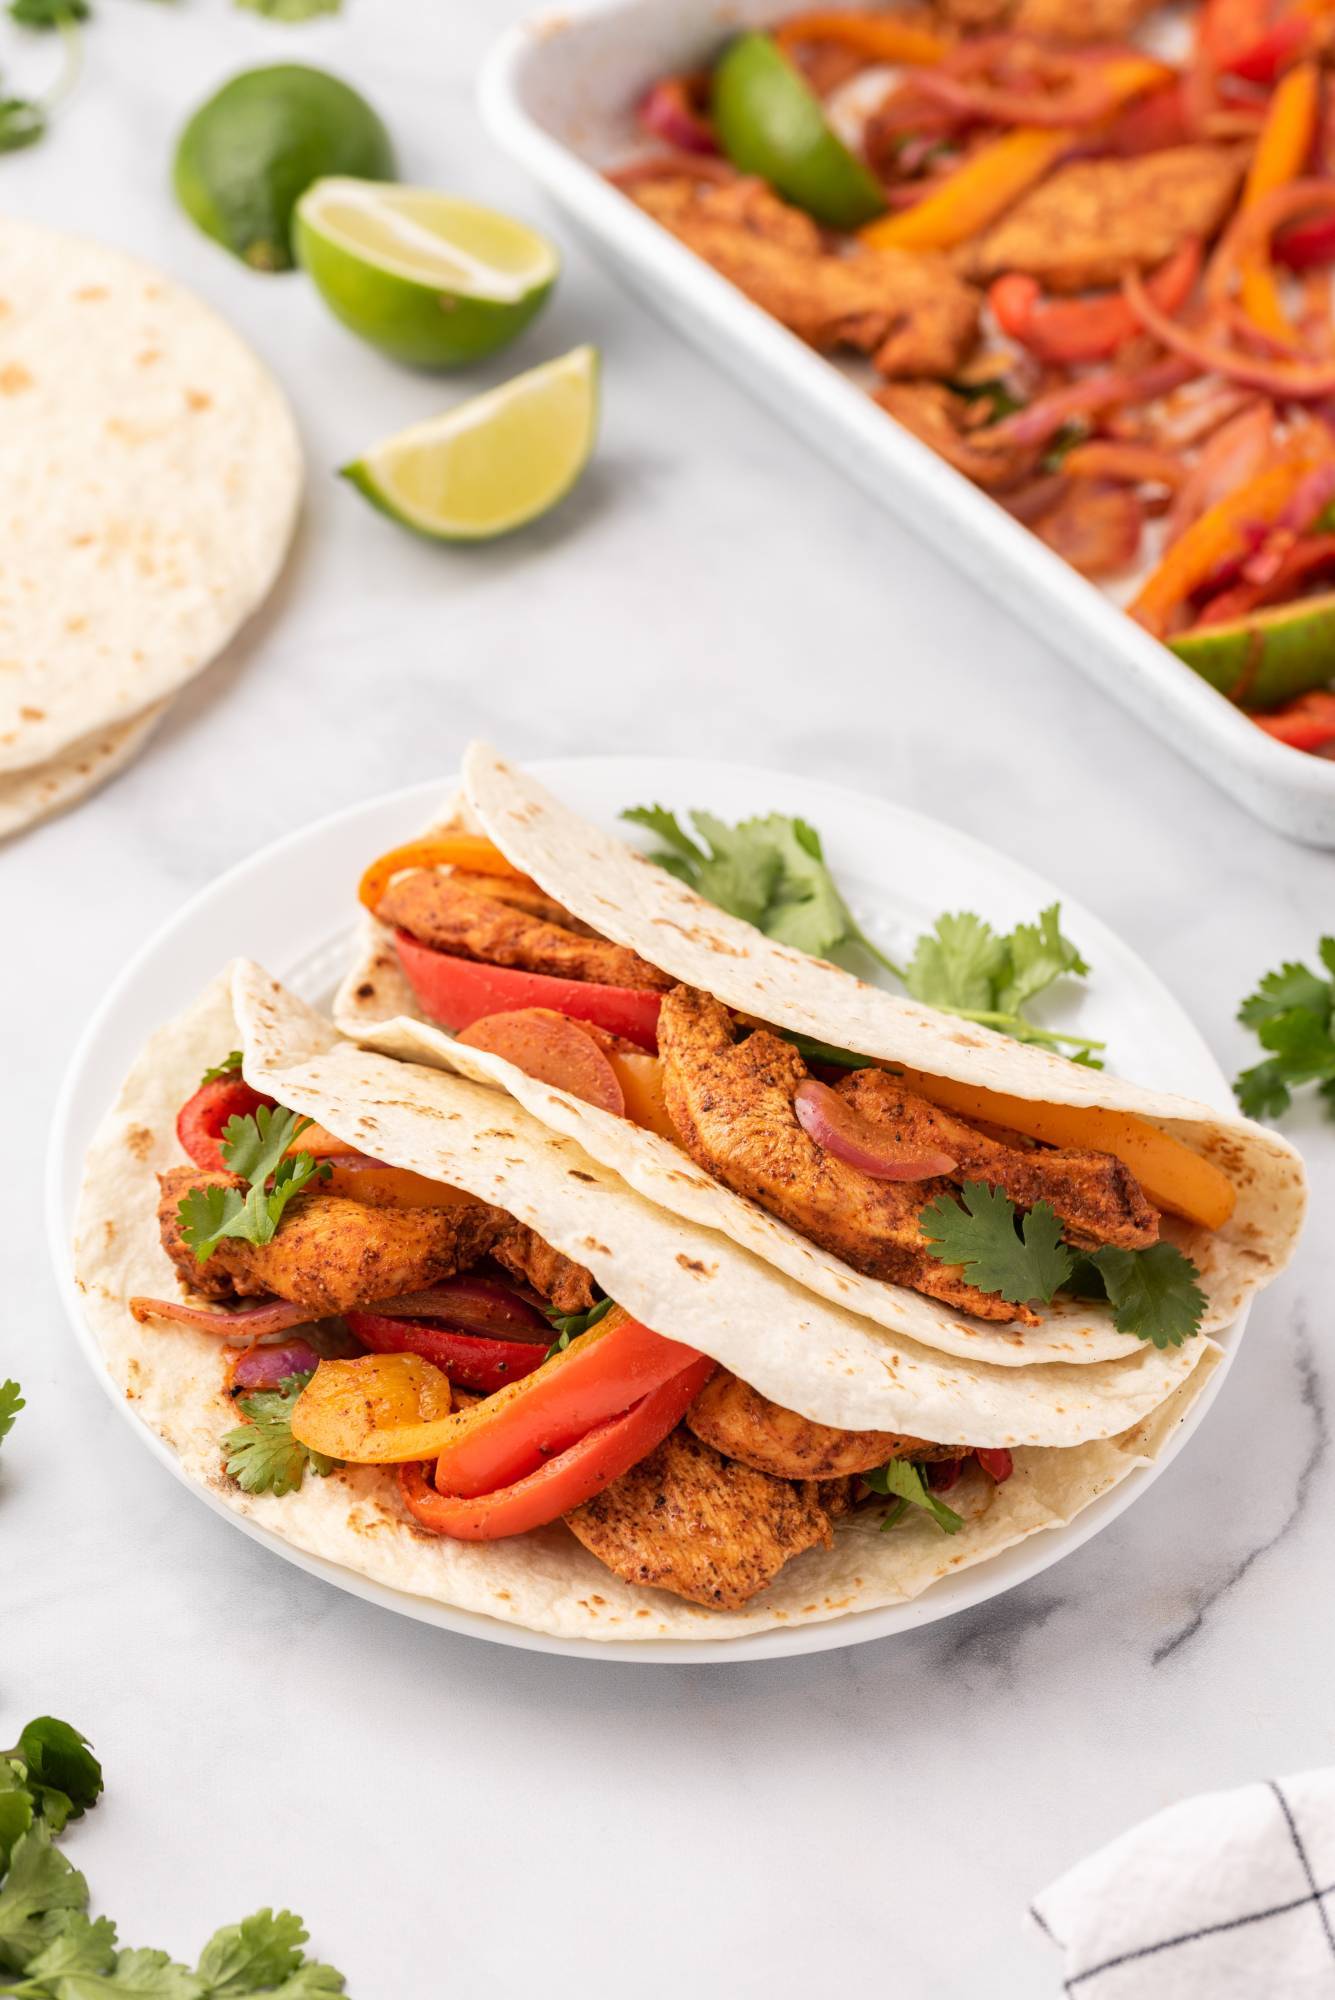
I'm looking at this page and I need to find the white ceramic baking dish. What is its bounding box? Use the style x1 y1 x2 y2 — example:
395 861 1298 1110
479 0 1335 845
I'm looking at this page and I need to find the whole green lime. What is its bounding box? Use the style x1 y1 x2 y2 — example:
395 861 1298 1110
173 64 396 272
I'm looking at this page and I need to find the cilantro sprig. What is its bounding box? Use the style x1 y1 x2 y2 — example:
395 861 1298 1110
223 1372 336 1498
920 1182 1206 1347
864 1459 963 1536
0 0 84 155
0 1716 345 1993
199 1050 244 1086
0 1383 22 1452
543 1294 613 1359
622 807 1099 1061
179 1106 329 1263
1234 939 1335 1120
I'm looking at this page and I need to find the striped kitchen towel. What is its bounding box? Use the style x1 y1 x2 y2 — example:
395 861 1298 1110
1031 1770 1335 1995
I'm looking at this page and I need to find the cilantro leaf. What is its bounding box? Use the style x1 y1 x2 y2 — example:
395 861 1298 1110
0 98 44 151
622 805 901 975
543 1294 613 1358
778 1032 874 1071
0 1761 34 1874
16 1720 103 1823
195 1909 344 1997
0 1824 88 1975
622 805 1097 1059
223 1375 335 1498
1234 941 1335 1120
904 912 1008 1014
920 1183 1073 1306
179 1109 328 1263
8 0 89 24
200 1052 243 1086
0 1379 23 1448
219 1106 309 1186
864 1458 963 1535
234 0 339 16
17 1910 120 1983
1076 1242 1207 1351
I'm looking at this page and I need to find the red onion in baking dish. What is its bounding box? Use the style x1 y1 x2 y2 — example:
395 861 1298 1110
230 1340 322 1390
793 1080 957 1180
128 1296 315 1340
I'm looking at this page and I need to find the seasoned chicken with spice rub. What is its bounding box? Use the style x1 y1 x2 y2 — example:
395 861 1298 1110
971 147 1245 292
377 871 672 991
686 1369 961 1479
565 1425 851 1610
624 173 981 378
656 984 1035 1322
154 1169 595 1317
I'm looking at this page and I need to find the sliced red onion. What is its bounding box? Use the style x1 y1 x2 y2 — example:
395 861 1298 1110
128 1296 315 1341
365 1276 549 1343
794 1080 958 1181
230 1340 322 1390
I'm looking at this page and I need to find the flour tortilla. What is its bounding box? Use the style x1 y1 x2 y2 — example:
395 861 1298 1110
70 965 1219 1644
0 702 166 840
333 749 1305 1371
0 217 301 773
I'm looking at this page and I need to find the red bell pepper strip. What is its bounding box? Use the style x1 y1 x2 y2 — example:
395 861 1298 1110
1252 688 1335 749
392 929 663 1052
989 239 1200 365
1274 209 1335 268
347 1308 549 1395
1197 0 1271 67
976 1447 1015 1482
176 1075 276 1172
432 1306 703 1497
1225 7 1317 80
398 1354 716 1540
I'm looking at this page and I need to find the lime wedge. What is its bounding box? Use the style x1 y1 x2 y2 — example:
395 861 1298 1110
342 345 598 541
1170 590 1335 709
295 177 558 367
712 33 886 230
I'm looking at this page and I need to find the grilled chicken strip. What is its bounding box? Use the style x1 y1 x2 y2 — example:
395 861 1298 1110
625 174 981 379
156 1169 594 1318
566 1426 850 1610
835 1068 1159 1251
971 147 1244 292
657 985 1037 1324
875 381 1041 493
686 1369 960 1479
378 872 672 992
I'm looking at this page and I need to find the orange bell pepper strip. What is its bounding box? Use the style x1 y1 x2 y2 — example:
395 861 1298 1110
398 1353 716 1540
1129 438 1331 636
1235 60 1320 339
860 126 1068 251
773 9 948 67
357 833 528 913
431 1306 705 1497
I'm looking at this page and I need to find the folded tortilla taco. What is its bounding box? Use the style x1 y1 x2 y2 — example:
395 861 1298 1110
72 962 1220 1642
335 745 1305 1387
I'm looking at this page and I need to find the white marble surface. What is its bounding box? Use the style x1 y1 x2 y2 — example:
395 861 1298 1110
3 3 1332 1993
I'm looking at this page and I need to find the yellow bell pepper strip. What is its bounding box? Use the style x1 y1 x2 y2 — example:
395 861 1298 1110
1129 437 1334 636
1235 60 1320 339
290 1353 454 1463
357 833 528 913
860 127 1069 251
890 1067 1236 1229
773 9 948 67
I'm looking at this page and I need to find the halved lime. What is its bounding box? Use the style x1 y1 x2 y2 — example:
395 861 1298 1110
174 66 396 273
342 345 598 541
295 178 558 367
1170 592 1335 709
711 32 886 230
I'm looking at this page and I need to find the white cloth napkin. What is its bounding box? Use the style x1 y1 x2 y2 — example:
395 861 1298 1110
1030 1770 1335 1995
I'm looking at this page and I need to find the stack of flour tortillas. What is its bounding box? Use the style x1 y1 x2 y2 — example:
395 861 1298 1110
0 215 302 837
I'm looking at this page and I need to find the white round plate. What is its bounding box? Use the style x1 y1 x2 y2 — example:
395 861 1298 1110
47 758 1243 1663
